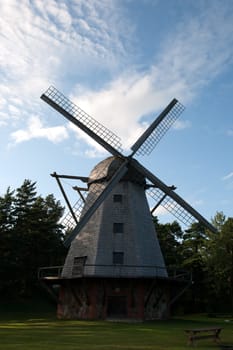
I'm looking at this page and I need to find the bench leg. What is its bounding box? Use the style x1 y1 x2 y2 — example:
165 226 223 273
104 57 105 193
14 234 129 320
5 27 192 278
214 330 221 344
188 334 195 346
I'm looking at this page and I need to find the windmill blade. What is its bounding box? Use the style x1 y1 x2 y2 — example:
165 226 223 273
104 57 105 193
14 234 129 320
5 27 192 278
62 197 87 232
41 86 123 157
132 159 217 233
131 99 185 156
148 186 197 227
64 159 129 247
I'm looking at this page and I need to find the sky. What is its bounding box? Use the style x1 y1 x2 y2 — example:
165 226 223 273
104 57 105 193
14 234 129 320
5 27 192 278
0 0 233 227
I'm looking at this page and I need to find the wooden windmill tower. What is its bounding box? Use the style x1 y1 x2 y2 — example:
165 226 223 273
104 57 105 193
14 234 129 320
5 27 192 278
39 86 216 320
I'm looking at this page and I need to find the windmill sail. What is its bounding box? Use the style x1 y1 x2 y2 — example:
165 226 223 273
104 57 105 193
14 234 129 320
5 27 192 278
132 159 217 232
147 186 197 227
41 86 123 156
131 99 185 156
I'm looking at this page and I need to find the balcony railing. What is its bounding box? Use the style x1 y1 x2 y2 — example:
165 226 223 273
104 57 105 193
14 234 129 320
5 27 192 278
38 264 191 282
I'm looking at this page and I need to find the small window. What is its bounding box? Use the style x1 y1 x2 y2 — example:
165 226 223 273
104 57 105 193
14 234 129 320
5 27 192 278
113 252 124 265
113 222 124 233
113 194 123 203
72 256 87 276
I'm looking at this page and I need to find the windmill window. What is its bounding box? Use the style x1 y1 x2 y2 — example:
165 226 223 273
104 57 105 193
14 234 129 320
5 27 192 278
113 223 124 233
113 194 123 203
72 256 87 277
113 252 124 265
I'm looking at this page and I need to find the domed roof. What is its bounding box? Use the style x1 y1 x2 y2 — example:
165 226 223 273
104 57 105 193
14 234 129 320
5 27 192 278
88 156 145 186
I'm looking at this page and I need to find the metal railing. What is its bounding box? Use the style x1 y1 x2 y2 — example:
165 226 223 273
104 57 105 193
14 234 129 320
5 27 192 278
38 264 191 282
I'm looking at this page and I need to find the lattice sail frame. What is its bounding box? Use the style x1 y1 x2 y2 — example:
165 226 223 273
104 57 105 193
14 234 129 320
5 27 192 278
62 197 87 232
136 101 185 156
43 86 123 152
147 186 196 227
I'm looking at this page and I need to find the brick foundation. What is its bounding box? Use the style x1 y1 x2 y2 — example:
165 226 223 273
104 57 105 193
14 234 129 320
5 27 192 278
57 277 170 320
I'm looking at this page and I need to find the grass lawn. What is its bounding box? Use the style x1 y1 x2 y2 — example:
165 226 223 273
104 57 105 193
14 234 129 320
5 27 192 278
0 308 232 350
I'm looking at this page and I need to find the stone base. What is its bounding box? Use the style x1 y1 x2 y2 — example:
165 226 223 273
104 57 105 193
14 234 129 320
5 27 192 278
57 277 170 320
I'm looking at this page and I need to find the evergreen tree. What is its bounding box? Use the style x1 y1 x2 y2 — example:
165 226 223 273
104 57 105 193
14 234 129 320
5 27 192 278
0 187 15 231
211 211 226 231
154 217 183 268
0 188 16 295
181 222 208 312
205 216 233 312
0 180 66 297
154 212 233 313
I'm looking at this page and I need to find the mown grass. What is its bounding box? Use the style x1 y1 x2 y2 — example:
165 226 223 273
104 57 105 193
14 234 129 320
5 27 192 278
0 309 232 350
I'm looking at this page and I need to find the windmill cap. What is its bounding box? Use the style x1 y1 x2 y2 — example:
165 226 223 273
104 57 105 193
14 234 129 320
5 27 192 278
88 156 146 186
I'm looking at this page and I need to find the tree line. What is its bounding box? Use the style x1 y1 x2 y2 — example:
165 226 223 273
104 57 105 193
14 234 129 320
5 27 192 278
154 214 233 314
0 180 66 297
0 179 232 313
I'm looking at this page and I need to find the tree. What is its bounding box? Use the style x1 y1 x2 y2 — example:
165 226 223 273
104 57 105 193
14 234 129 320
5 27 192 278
154 212 233 314
0 187 15 231
180 222 208 312
205 216 233 312
0 180 66 297
211 211 226 231
154 218 184 268
0 188 16 294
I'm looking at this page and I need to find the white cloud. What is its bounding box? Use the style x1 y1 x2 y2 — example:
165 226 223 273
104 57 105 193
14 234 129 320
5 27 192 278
157 5 233 95
0 97 6 108
227 129 233 136
8 105 21 116
10 115 68 144
68 2 233 156
0 0 131 129
1 0 233 155
0 0 134 155
68 122 108 157
152 205 168 216
0 115 8 127
173 120 191 130
222 172 233 181
70 73 168 150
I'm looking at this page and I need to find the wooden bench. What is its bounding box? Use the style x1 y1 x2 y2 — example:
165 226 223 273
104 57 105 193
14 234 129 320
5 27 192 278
184 327 222 346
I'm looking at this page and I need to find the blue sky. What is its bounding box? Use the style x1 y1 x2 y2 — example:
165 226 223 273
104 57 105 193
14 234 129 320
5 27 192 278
0 0 232 225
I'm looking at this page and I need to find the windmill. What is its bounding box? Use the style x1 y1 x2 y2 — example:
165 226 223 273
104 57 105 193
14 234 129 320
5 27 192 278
39 86 216 320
